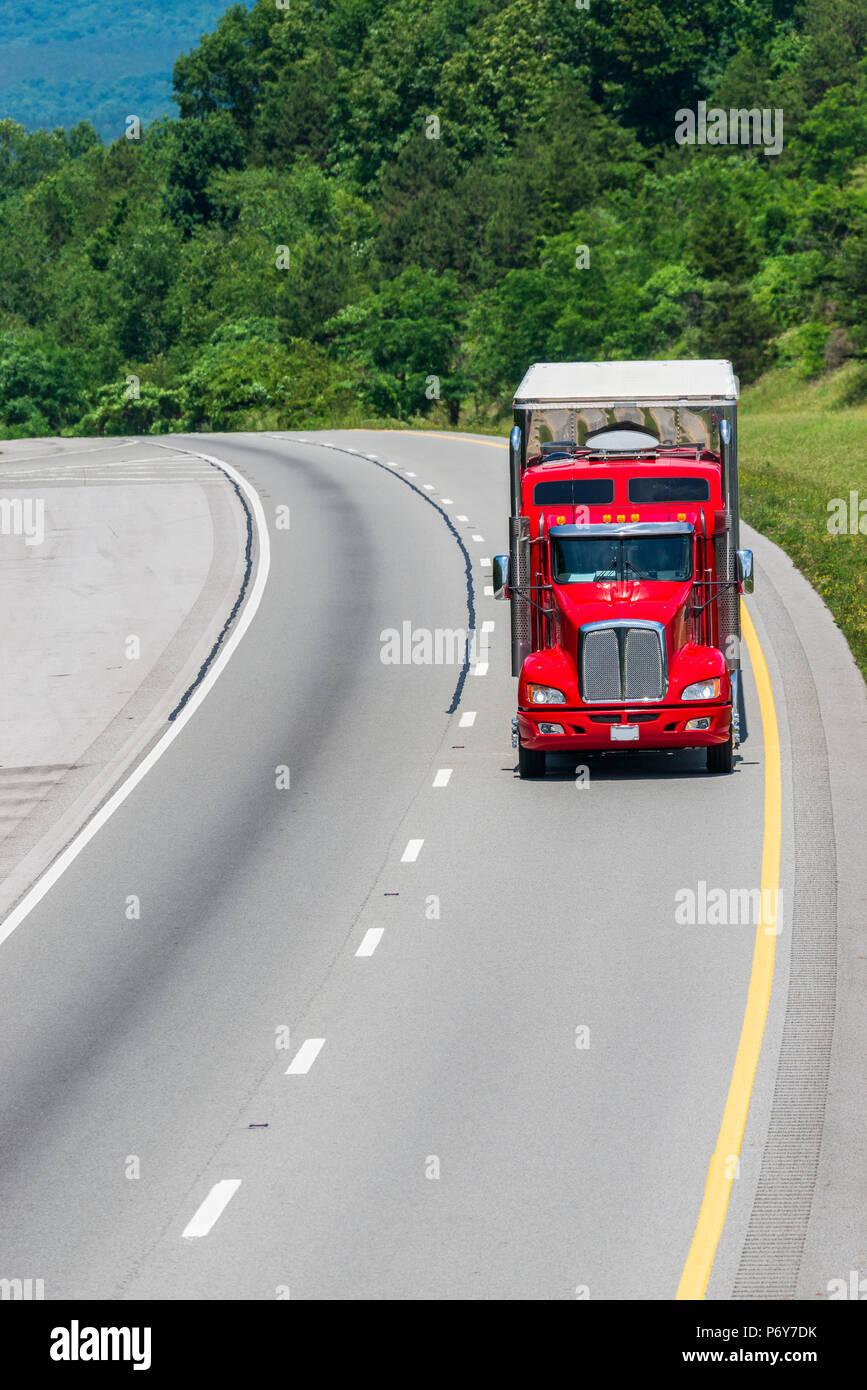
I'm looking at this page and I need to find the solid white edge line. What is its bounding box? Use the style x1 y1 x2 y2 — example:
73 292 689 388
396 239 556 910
181 1179 242 1238
0 444 271 951
356 927 384 957
285 1038 326 1074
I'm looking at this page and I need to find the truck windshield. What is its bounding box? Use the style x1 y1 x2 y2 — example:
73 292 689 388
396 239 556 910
550 534 692 583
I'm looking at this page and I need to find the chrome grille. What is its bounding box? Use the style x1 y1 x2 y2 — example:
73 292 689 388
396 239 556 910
579 625 666 702
624 627 664 700
580 628 621 702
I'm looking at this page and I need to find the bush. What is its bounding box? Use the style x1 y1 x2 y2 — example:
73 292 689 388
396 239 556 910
181 333 360 430
76 380 185 435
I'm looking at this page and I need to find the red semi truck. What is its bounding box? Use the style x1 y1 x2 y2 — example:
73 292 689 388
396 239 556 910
493 360 753 777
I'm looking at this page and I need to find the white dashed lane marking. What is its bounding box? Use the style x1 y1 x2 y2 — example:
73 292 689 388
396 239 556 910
432 769 452 788
356 928 384 958
285 1038 326 1075
459 711 477 727
181 1180 242 1239
401 839 424 863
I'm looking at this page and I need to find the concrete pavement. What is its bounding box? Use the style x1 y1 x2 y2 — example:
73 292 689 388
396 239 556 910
0 429 862 1300
0 437 250 924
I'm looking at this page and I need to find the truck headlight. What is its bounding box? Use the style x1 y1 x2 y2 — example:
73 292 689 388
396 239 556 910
526 684 566 705
681 678 720 701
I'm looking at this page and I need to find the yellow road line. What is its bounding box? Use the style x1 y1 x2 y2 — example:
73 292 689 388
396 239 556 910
676 600 782 1299
390 429 506 448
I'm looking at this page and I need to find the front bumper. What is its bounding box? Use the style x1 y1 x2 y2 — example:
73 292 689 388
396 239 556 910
517 702 731 752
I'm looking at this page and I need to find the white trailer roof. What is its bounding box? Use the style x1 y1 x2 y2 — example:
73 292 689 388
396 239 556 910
513 360 738 407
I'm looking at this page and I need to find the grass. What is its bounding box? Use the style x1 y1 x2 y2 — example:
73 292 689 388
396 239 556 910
739 362 867 680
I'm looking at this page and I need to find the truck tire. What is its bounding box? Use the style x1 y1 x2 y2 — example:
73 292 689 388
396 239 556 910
707 733 733 774
518 741 546 779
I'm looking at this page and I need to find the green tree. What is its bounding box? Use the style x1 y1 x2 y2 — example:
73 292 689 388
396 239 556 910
162 112 245 232
326 267 469 421
0 333 89 434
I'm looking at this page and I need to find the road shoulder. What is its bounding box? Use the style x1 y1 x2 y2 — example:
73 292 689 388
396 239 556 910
0 438 254 925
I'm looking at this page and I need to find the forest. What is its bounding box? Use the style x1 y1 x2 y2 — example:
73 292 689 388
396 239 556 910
0 0 865 439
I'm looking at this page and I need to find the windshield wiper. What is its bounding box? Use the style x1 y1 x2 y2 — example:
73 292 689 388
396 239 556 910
623 559 650 580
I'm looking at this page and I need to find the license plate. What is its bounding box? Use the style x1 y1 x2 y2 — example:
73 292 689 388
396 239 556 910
610 724 639 742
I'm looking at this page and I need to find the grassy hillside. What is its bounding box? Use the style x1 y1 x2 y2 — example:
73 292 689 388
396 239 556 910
739 366 867 676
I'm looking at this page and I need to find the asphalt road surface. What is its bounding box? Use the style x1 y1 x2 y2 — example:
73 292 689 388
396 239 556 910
0 430 863 1301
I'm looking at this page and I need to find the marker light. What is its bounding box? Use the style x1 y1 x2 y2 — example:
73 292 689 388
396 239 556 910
616 514 625 522
526 684 567 705
677 512 686 521
603 514 612 522
681 678 720 701
631 513 639 521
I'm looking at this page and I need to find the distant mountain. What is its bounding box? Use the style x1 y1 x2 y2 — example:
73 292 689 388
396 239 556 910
0 1 249 140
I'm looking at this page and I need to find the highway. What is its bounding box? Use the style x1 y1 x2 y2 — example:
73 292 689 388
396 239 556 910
0 429 863 1301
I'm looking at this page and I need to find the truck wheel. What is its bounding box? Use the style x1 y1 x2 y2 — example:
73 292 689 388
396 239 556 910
518 741 546 779
707 734 733 774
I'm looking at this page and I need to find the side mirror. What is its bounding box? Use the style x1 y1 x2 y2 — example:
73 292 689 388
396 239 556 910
492 554 510 600
736 548 754 594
